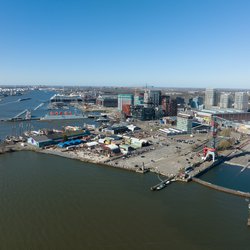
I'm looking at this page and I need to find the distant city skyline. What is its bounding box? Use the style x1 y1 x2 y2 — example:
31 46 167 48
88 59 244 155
0 0 250 88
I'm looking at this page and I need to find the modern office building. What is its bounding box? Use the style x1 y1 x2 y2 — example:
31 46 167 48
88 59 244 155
234 92 248 111
143 90 161 108
96 95 118 107
176 96 185 107
134 93 144 106
205 88 219 108
131 106 156 120
177 113 193 134
189 96 203 109
118 94 134 111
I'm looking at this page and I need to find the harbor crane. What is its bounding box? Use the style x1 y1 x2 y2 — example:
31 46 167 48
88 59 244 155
201 114 236 162
201 115 220 162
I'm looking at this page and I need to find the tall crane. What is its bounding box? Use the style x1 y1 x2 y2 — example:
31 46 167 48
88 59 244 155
202 114 236 161
202 115 218 162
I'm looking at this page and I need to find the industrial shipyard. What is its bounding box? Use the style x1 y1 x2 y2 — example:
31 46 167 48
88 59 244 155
1 86 250 202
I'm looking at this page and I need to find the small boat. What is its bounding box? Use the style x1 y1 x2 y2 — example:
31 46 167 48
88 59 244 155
87 114 96 118
156 183 166 190
18 98 32 102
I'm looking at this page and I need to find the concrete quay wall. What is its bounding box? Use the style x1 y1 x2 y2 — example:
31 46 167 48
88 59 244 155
192 177 250 198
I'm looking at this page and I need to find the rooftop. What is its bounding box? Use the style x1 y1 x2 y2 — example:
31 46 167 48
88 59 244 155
201 108 249 114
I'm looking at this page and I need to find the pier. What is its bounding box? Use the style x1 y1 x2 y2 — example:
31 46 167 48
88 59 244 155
151 176 175 191
192 177 250 198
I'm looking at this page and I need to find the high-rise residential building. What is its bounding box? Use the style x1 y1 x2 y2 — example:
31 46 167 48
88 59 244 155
162 96 178 116
177 113 193 134
161 95 170 113
143 90 161 108
219 93 230 108
118 94 134 111
205 88 219 108
234 92 248 111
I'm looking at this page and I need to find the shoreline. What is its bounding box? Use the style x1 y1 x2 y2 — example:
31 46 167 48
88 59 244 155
1 142 249 177
0 143 146 175
2 143 250 199
40 148 138 173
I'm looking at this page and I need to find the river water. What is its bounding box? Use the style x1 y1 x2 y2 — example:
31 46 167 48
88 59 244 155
202 163 250 193
0 90 95 140
0 91 250 249
0 151 250 250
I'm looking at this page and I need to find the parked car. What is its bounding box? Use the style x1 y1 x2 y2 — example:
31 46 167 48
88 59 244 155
185 166 194 174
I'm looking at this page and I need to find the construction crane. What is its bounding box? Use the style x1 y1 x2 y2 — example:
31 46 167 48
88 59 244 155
201 115 218 162
201 114 238 162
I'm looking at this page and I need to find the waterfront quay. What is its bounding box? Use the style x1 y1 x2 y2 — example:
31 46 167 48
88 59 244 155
1 109 250 191
0 129 218 177
1 123 205 168
2 123 250 215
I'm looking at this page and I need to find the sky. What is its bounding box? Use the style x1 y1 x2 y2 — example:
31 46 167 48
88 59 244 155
0 0 249 88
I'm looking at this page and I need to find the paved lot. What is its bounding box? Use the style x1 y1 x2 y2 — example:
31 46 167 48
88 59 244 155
112 134 205 176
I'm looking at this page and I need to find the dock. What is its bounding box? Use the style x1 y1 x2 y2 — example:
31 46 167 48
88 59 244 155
3 117 40 122
151 176 174 191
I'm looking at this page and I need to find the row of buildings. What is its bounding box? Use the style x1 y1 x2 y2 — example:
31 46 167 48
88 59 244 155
101 90 179 120
205 89 249 111
27 125 150 156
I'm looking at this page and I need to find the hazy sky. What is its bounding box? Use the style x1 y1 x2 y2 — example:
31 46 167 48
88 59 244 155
0 0 249 88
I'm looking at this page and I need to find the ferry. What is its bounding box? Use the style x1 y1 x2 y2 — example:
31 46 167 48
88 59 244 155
50 94 82 103
41 111 87 121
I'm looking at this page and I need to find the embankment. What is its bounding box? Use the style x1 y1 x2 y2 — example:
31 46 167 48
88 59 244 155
192 177 250 198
